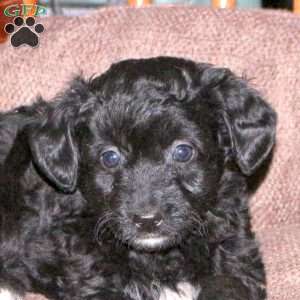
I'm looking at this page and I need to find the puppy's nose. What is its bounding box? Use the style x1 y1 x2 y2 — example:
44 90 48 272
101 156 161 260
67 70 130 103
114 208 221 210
133 213 163 231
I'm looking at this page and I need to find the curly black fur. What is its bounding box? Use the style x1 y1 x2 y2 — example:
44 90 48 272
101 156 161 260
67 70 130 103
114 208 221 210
0 57 276 300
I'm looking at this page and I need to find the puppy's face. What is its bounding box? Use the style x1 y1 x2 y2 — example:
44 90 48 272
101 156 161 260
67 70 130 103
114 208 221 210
29 57 276 252
78 98 222 251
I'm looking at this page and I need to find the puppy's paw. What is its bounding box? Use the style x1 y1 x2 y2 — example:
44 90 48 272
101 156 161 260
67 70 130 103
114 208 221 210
0 288 23 300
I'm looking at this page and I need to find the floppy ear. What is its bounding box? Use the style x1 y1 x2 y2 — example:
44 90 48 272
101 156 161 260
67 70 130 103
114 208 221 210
29 119 78 193
29 116 78 193
28 77 97 192
201 67 277 175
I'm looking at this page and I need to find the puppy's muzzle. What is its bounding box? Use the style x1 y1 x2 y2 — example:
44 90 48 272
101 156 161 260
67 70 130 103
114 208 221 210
133 212 163 232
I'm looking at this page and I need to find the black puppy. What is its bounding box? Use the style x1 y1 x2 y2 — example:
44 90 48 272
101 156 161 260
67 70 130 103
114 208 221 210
0 57 276 300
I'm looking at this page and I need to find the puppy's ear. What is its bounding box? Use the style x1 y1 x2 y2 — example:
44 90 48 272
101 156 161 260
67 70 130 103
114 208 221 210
201 67 277 175
29 118 78 193
28 77 96 192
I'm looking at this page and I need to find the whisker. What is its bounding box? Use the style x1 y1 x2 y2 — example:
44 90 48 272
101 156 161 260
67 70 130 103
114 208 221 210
94 211 116 242
189 211 208 237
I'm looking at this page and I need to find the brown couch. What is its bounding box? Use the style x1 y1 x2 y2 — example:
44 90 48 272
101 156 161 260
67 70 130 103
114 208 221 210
0 6 299 300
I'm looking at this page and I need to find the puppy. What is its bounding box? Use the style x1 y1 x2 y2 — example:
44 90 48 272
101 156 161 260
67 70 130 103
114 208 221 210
0 57 276 300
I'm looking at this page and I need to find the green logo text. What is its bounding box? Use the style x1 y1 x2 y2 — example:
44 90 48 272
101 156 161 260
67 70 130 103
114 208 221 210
4 4 47 17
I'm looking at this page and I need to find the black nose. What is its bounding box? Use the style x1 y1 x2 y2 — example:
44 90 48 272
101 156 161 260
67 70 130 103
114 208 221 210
133 213 163 232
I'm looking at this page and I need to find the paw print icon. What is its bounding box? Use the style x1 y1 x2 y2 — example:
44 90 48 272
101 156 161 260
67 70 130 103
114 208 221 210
4 16 44 48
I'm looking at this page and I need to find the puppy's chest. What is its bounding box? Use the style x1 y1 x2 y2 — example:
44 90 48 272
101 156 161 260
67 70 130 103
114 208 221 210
125 282 200 300
159 282 200 300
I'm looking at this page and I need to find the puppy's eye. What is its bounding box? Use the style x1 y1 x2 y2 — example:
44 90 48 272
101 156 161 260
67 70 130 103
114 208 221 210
101 150 121 168
173 144 194 162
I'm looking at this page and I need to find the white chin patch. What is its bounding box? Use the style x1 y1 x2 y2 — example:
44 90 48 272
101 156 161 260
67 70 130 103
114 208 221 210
135 236 168 249
0 289 23 300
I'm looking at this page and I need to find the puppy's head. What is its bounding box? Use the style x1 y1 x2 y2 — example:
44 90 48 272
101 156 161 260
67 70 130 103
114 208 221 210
29 57 276 252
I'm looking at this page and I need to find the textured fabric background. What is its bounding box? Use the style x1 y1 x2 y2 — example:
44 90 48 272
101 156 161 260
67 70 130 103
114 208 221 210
0 6 299 300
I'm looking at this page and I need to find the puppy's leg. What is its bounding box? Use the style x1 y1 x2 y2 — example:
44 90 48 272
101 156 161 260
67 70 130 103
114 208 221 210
198 276 251 300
